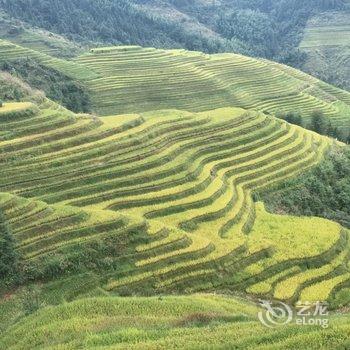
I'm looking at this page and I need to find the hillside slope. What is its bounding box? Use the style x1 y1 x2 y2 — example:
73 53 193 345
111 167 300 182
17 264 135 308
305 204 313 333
0 0 348 89
1 100 350 307
0 0 344 56
0 39 348 135
1 294 350 350
71 46 350 131
0 12 83 58
0 2 348 345
300 8 350 91
1 53 350 347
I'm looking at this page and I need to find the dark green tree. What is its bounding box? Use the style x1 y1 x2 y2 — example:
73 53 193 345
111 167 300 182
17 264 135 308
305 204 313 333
260 146 350 228
326 122 341 139
285 111 303 126
311 110 328 135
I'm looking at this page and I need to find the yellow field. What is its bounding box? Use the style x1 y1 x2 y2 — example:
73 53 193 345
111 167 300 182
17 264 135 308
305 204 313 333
0 100 348 306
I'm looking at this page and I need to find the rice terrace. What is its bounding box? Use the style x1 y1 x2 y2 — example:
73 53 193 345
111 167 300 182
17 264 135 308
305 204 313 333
0 1 350 349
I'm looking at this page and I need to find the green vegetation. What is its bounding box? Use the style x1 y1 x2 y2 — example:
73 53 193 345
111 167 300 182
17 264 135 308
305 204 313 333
309 110 349 142
0 192 153 284
0 0 348 89
71 45 350 131
300 8 350 91
0 0 240 54
0 208 18 285
214 0 341 63
261 146 350 229
0 71 44 104
0 29 349 347
1 58 91 113
0 11 83 58
0 0 343 60
274 109 349 142
0 99 348 309
1 294 350 350
0 40 348 134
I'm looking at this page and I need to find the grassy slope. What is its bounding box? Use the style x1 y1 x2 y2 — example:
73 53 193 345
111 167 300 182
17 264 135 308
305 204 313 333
300 9 350 91
1 294 350 350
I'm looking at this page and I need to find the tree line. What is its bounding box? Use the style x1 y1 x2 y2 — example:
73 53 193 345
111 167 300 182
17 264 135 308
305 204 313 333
0 0 345 67
277 109 350 144
260 144 350 229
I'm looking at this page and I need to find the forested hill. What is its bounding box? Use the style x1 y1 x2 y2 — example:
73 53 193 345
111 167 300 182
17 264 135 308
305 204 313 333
0 0 346 68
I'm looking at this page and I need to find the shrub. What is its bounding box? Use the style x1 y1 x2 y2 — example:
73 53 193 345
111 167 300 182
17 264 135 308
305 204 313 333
277 111 304 127
311 110 328 135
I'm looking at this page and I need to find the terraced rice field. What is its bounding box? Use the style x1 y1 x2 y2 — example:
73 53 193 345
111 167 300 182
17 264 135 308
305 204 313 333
0 39 349 129
299 9 350 91
1 294 350 350
72 46 350 130
1 100 349 306
300 12 350 49
0 39 97 80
